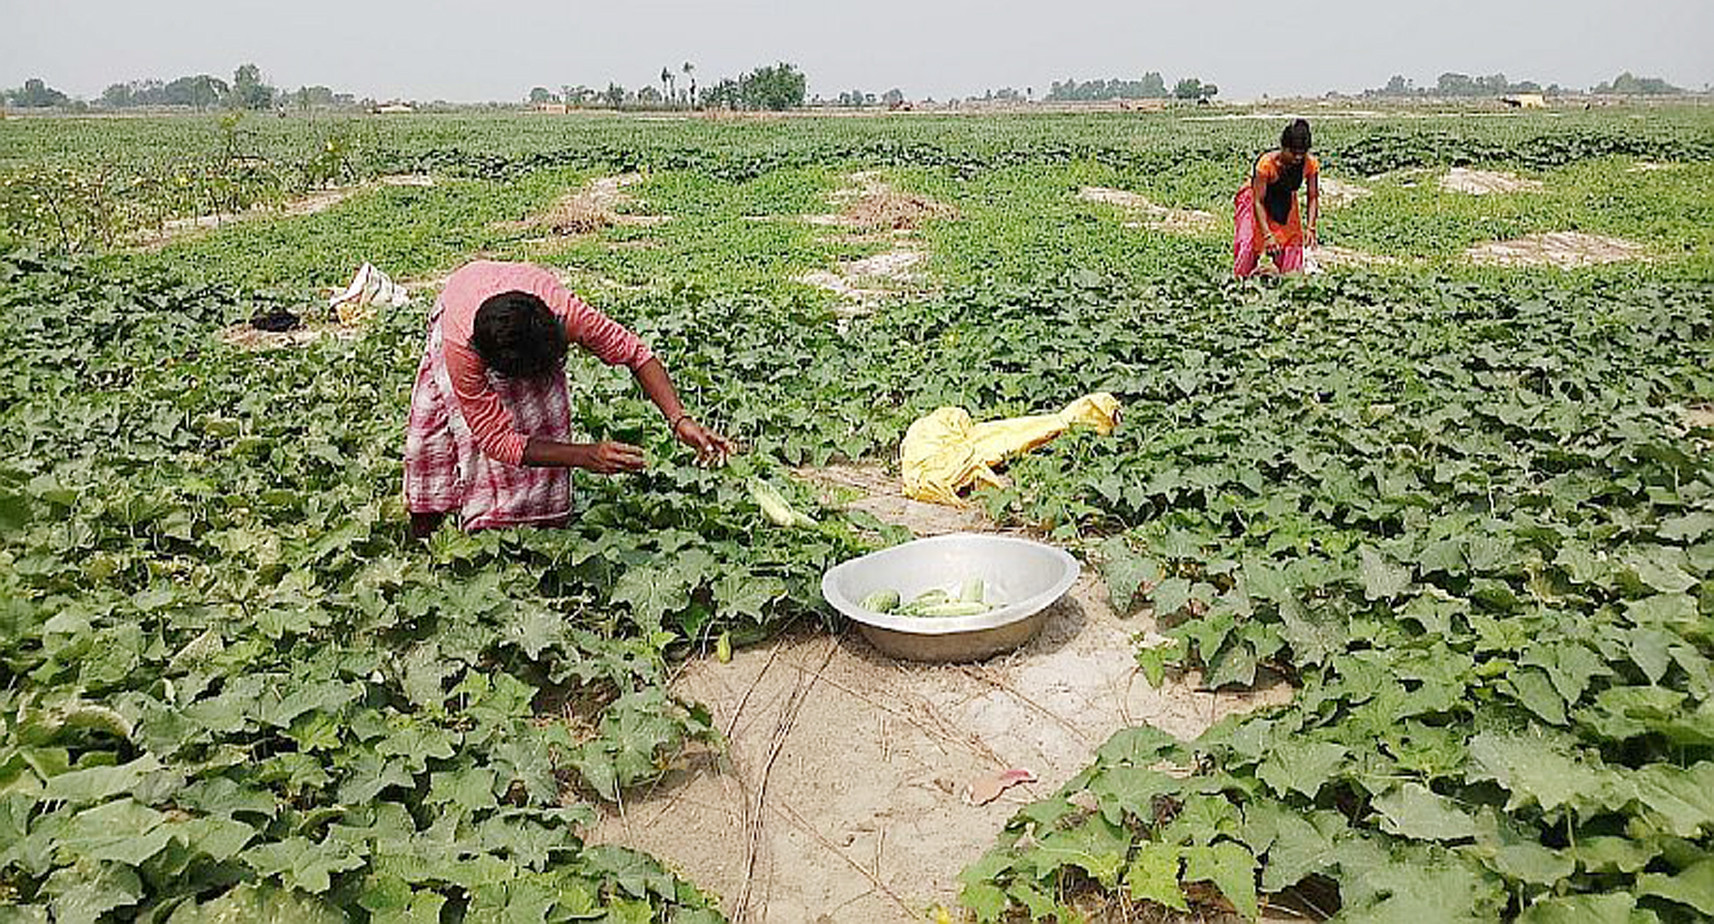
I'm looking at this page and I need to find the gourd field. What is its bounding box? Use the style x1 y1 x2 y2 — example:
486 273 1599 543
3 105 1714 923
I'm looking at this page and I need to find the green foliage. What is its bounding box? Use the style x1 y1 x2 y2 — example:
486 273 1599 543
1047 74 1168 101
0 250 847 919
737 62 807 111
1594 72 1682 95
959 264 1714 918
8 107 1712 255
4 78 72 109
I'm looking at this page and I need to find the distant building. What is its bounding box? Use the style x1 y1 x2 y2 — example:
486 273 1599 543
372 101 415 114
533 103 569 114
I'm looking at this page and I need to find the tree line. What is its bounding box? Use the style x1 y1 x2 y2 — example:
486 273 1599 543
1045 73 1219 101
528 62 806 111
3 65 1698 112
2 65 355 112
1364 71 1684 97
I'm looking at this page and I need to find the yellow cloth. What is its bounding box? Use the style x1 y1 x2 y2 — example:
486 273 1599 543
901 393 1121 506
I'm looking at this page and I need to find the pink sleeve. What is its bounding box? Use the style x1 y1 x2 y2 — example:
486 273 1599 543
530 272 655 369
444 341 529 466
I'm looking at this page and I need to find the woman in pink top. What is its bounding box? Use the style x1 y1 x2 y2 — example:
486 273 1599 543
404 261 733 536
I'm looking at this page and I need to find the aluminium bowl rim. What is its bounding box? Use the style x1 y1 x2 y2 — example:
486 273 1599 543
820 532 1081 637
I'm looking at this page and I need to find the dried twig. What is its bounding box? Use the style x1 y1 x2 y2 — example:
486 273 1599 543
786 660 1005 766
773 801 916 918
734 634 841 922
958 664 1092 745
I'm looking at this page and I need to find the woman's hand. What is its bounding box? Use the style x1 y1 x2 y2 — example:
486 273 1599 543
524 437 645 473
1263 232 1281 255
1305 227 1319 249
578 441 647 474
672 417 735 466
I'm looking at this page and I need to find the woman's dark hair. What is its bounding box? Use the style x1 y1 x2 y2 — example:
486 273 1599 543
1281 118 1312 152
469 291 567 379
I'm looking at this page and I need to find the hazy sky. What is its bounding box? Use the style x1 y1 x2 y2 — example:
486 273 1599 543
5 0 1710 103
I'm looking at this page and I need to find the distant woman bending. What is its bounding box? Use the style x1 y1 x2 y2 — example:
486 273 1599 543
404 261 733 536
1234 118 1319 277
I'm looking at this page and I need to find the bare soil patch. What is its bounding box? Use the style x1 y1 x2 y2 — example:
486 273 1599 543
1681 405 1714 430
1077 187 1218 233
796 249 929 313
1315 177 1371 209
1307 244 1410 271
587 466 1296 923
495 173 670 237
217 320 362 352
1465 231 1646 268
130 174 435 249
1366 167 1433 187
806 172 957 231
1438 167 1544 195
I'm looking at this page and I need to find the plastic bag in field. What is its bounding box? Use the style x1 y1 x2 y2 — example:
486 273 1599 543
1303 246 1323 275
901 393 1121 506
328 262 410 325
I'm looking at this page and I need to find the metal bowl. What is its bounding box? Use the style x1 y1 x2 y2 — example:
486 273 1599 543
821 533 1081 662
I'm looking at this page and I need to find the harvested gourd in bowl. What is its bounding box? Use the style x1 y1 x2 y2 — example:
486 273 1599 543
860 579 996 617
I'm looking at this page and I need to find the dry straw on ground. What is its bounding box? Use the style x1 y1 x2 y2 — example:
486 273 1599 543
131 174 435 249
1438 167 1543 195
1077 187 1218 233
1465 231 1645 268
795 250 928 312
805 171 958 231
495 173 671 237
1313 177 1371 209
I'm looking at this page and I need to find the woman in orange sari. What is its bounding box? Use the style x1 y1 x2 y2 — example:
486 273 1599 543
1234 119 1319 276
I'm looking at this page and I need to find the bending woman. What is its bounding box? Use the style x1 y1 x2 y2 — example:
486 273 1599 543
404 260 733 537
1234 118 1319 277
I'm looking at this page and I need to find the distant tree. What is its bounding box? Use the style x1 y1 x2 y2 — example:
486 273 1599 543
561 84 574 107
102 83 134 108
882 88 905 106
682 61 696 107
739 62 806 110
1435 72 1476 95
528 86 555 104
232 64 274 110
292 85 335 110
602 83 626 109
1594 72 1681 95
659 66 674 105
1367 71 1552 97
1049 75 1172 101
164 75 228 108
838 88 867 107
1201 83 1219 99
637 86 662 106
1173 78 1205 99
701 78 741 109
9 78 71 108
1473 73 1514 94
